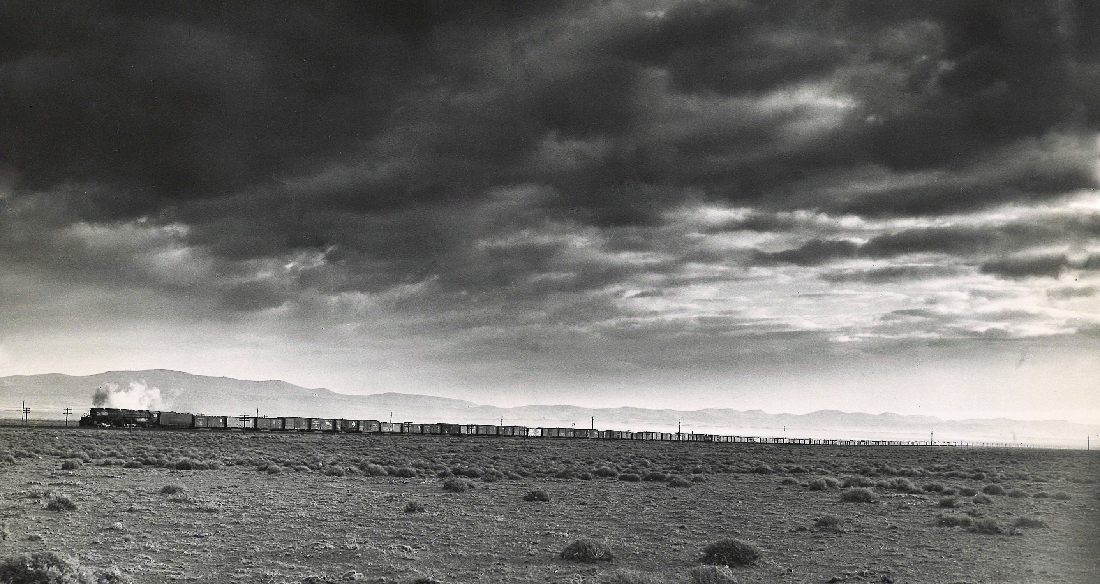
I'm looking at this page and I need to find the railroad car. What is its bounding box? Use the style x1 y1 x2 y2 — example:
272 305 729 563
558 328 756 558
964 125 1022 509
251 417 282 431
475 424 498 436
193 415 228 429
499 425 527 437
361 420 381 433
422 423 441 434
574 429 598 439
438 423 462 435
404 423 423 434
157 411 194 428
379 422 401 433
282 417 309 431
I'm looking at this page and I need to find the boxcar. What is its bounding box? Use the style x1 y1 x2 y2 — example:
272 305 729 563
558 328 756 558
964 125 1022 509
360 420 381 433
193 415 227 429
338 419 360 433
574 429 598 439
252 417 283 431
499 425 527 437
282 417 309 431
422 423 441 434
475 425 498 436
635 431 659 440
379 422 400 433
438 423 462 435
404 423 423 434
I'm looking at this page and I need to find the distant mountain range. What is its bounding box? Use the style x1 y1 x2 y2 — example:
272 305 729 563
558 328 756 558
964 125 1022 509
2 369 1095 448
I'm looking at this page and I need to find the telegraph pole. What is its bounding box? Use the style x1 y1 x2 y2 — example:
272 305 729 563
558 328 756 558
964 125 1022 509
930 431 934 446
63 408 72 427
22 401 30 426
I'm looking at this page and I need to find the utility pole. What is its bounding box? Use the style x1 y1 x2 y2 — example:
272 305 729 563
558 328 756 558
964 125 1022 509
63 408 72 427
591 416 594 430
22 401 30 426
930 431 934 446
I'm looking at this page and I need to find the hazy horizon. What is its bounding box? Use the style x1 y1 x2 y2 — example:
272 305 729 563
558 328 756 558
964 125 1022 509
3 2 1099 425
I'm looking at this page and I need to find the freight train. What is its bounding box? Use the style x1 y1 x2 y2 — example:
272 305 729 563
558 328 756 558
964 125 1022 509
77 407 925 446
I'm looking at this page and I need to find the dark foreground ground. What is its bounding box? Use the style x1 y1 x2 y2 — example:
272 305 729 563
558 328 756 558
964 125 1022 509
0 427 1097 583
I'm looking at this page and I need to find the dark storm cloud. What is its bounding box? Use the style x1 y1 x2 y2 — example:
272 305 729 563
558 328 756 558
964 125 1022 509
752 216 1100 270
2 0 1098 341
1047 285 1098 300
819 265 966 283
979 253 1100 280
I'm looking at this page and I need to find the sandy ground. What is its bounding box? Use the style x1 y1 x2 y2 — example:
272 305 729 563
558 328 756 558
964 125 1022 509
1 427 1097 583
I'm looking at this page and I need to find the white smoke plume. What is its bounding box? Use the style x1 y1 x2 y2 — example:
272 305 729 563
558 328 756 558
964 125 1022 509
91 381 167 410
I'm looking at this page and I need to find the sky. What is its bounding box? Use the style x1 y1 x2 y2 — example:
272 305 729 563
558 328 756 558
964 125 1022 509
2 0 1099 423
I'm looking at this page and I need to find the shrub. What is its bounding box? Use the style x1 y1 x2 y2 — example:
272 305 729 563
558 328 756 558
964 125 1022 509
841 476 875 488
523 490 551 502
1051 491 1071 500
159 484 186 495
936 514 973 528
972 494 993 504
391 467 417 478
122 460 142 469
969 518 1019 535
60 460 81 471
560 539 614 563
642 472 667 482
808 477 840 491
885 478 919 494
360 463 388 476
958 487 978 496
618 473 641 482
1033 491 1050 499
938 497 959 509
1013 516 1048 528
814 515 843 531
667 476 692 488
689 565 738 584
840 488 876 503
750 464 773 475
780 477 798 485
982 484 1005 496
404 501 426 513
442 477 473 493
923 482 945 493
602 570 663 584
593 466 618 478
701 539 759 566
0 552 107 584
45 495 77 512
